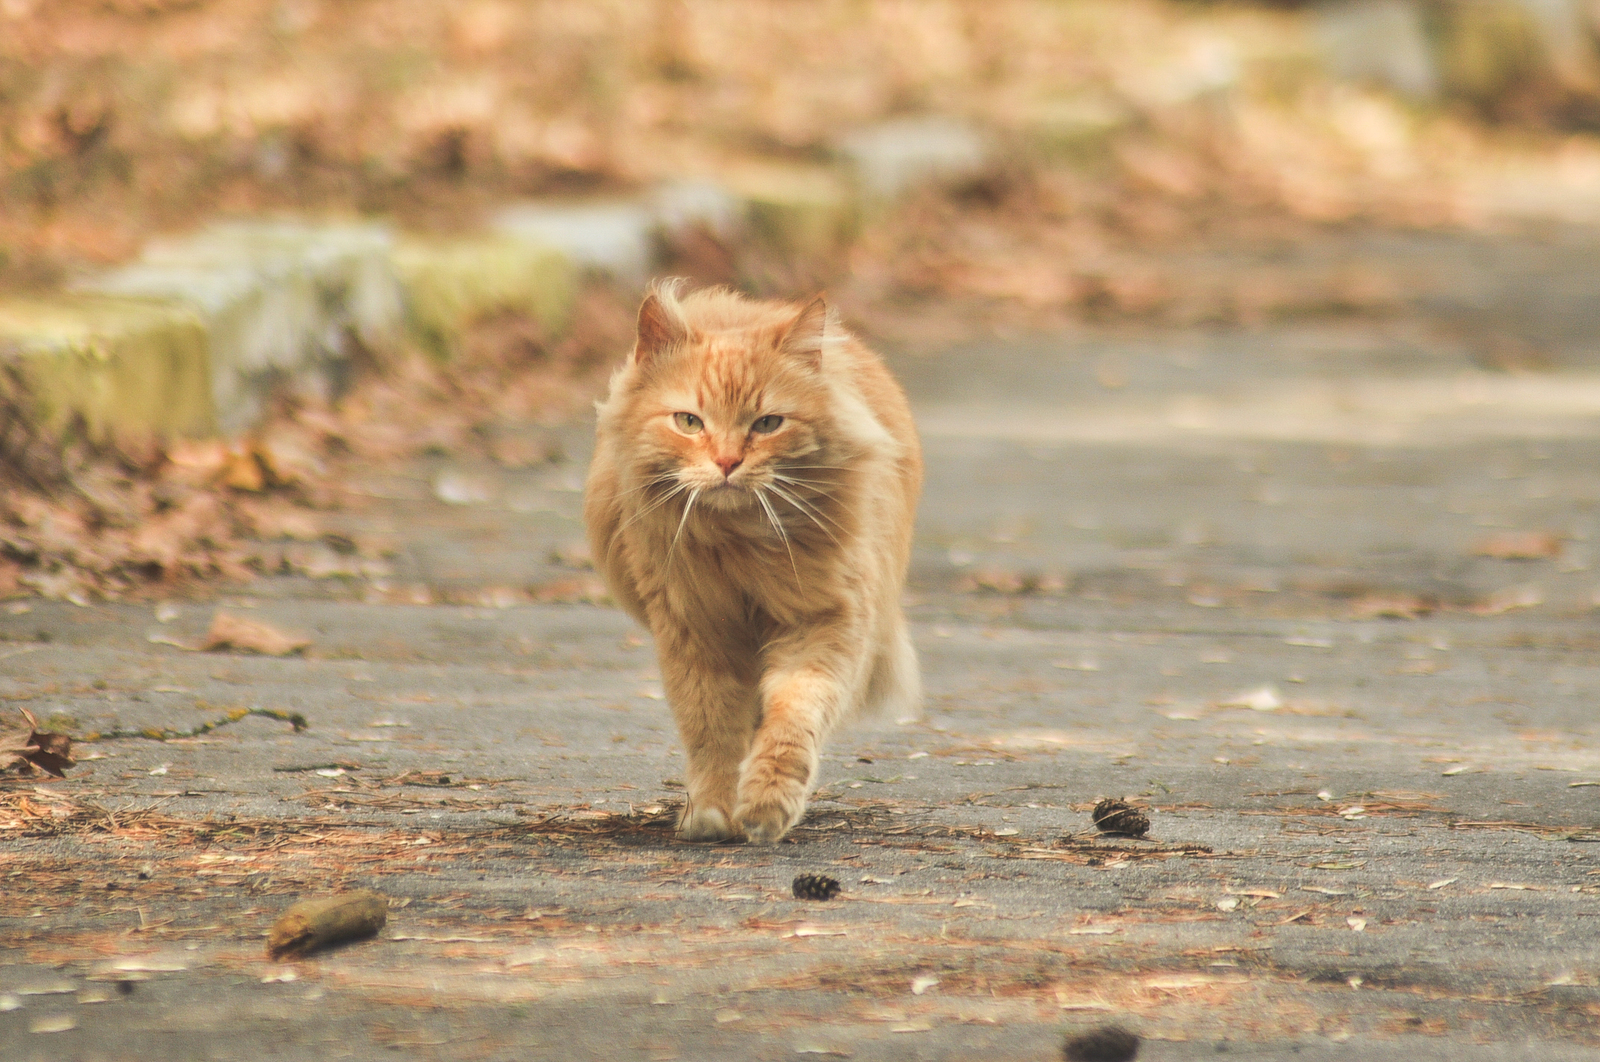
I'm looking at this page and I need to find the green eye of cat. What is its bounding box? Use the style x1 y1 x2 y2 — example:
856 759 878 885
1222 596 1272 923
751 414 783 434
672 412 703 434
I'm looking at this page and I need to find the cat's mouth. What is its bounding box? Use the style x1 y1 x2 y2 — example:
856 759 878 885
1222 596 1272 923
700 479 756 510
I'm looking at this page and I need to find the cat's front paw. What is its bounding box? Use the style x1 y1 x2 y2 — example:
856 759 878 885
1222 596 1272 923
733 792 804 844
677 805 736 843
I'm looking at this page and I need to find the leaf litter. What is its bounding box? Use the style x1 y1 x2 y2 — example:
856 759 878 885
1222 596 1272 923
0 282 634 605
5 6 1596 612
1 707 76 778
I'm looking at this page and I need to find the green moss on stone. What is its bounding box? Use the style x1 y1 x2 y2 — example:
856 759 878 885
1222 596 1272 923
392 235 576 360
0 295 215 442
720 162 859 257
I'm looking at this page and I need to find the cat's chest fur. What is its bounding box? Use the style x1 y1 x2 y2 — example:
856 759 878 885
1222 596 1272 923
647 502 842 625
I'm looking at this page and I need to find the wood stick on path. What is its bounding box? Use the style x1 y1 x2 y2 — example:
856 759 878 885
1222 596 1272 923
267 891 388 959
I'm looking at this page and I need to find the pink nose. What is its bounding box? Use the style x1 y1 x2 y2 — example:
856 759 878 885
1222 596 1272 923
714 456 742 478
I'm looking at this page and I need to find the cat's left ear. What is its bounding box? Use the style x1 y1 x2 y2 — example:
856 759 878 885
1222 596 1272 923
780 295 829 370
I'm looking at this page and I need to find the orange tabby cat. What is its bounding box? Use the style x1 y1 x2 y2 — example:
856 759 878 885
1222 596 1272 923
584 281 922 843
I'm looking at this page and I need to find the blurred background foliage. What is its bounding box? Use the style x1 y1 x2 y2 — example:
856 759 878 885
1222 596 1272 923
5 0 1600 292
5 0 1600 599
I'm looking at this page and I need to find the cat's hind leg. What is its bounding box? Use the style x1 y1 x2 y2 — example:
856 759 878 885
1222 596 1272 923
862 619 922 725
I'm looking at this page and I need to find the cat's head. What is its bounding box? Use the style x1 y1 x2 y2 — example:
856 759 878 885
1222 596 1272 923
612 281 837 512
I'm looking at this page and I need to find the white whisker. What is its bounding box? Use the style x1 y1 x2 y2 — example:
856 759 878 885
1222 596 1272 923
617 480 688 533
767 482 843 546
615 473 678 499
779 485 850 535
756 488 802 589
667 487 701 566
771 473 839 500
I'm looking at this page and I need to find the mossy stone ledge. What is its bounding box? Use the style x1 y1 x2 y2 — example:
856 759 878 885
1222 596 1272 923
392 235 575 361
0 295 215 443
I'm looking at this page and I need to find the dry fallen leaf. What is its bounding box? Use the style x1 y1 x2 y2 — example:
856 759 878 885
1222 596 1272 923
0 707 75 778
958 568 1066 595
203 612 311 656
254 429 325 486
1349 593 1433 620
1217 686 1281 712
1469 584 1544 616
1472 532 1562 561
219 446 268 492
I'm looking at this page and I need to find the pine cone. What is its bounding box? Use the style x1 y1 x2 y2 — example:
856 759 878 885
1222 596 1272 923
1063 1024 1140 1062
792 873 841 901
1091 798 1150 838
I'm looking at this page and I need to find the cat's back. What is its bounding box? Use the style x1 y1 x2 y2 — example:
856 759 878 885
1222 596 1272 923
824 329 922 499
836 334 918 451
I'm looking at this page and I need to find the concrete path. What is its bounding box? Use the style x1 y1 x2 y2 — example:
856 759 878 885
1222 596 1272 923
4 227 1600 1060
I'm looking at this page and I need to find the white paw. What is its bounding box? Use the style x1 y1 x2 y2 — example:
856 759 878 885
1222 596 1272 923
678 806 735 843
733 800 797 845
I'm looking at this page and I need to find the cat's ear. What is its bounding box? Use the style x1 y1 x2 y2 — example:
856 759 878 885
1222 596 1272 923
633 292 686 368
780 295 829 370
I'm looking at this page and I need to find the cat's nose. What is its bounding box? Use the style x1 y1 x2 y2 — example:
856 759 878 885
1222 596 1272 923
714 456 743 478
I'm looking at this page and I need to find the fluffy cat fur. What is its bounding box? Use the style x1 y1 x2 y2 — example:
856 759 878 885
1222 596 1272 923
584 281 922 843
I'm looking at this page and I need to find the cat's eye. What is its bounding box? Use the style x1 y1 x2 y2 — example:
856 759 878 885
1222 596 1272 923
672 412 703 434
751 414 783 434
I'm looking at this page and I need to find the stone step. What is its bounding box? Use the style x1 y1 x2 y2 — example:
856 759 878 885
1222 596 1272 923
834 116 991 202
1313 0 1600 103
76 220 403 435
5 125 999 443
392 235 574 360
0 295 214 443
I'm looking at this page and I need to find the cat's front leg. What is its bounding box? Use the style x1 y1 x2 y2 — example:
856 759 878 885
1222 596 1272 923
735 661 849 844
656 626 761 842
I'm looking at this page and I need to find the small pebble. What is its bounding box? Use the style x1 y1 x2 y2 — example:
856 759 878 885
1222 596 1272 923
1064 1024 1140 1062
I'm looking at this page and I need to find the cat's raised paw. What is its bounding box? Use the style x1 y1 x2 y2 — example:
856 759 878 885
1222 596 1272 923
733 800 798 845
678 806 735 843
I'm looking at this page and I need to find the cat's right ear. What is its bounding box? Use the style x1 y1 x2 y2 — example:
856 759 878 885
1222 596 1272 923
633 293 686 368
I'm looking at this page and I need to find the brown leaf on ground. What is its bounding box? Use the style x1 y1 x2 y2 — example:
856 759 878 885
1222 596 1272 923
202 612 311 656
162 439 232 485
1468 584 1544 616
1348 593 1434 620
1472 531 1563 560
530 576 609 604
219 446 268 492
254 429 326 486
958 568 1067 595
1 708 75 778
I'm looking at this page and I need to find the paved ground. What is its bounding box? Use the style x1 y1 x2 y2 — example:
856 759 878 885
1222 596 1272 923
4 226 1600 1060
